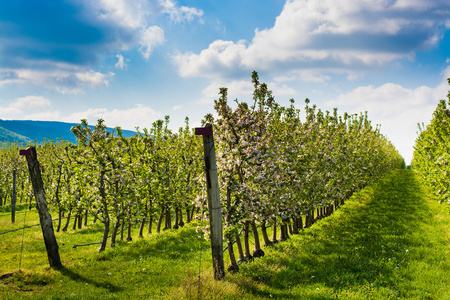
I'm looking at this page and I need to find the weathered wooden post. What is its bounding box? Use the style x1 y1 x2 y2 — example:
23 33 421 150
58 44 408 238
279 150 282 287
11 170 17 223
195 124 225 280
20 146 62 269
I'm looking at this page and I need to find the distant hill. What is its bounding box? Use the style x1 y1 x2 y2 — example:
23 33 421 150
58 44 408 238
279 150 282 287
0 120 136 145
0 125 32 145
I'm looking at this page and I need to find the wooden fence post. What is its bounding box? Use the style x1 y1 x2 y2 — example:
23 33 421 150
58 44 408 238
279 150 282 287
195 124 225 280
20 146 62 269
12 170 17 223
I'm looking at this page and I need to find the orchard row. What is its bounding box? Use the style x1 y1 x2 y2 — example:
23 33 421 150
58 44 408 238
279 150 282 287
413 78 450 203
0 72 404 271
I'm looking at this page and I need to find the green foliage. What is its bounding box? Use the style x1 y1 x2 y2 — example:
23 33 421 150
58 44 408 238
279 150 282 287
412 78 450 203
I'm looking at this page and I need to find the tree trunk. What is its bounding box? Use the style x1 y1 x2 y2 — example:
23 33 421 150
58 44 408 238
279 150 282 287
243 221 253 261
279 218 289 241
226 238 239 273
98 169 110 252
288 221 293 235
235 234 246 263
126 220 132 241
261 221 272 246
138 215 146 238
55 165 63 232
186 207 191 223
163 207 171 230
292 217 299 234
272 217 278 244
120 218 125 240
305 211 312 228
298 215 303 231
147 199 153 234
72 213 78 231
157 208 164 233
148 214 153 234
251 221 264 258
57 207 63 232
178 207 184 227
99 218 110 252
173 207 179 229
62 208 72 232
78 213 82 229
84 209 88 226
191 206 199 221
110 220 121 248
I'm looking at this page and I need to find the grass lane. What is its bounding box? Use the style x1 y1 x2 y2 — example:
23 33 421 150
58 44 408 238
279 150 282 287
1 169 449 299
231 169 450 299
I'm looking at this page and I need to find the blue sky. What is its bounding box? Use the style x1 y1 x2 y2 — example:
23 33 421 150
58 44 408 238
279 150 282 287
1 0 449 164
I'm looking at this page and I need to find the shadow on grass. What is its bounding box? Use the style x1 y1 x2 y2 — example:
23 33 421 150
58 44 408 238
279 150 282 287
58 266 122 293
237 170 432 298
95 223 211 263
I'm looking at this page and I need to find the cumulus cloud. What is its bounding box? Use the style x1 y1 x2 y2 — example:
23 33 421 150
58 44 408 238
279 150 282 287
196 79 254 104
197 78 297 104
324 66 450 164
139 26 166 59
62 104 162 130
21 104 162 131
0 65 114 94
0 95 52 119
174 0 449 79
115 54 127 69
160 0 204 23
10 96 51 110
0 0 202 92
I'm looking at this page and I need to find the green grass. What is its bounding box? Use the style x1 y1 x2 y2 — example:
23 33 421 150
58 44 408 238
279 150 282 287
1 170 450 299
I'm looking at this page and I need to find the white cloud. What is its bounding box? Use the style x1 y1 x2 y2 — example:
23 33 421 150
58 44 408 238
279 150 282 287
174 0 449 79
0 95 52 119
88 0 201 59
62 104 162 130
8 104 162 131
0 0 204 94
0 65 114 94
172 105 182 110
196 78 297 105
92 0 153 29
174 40 248 78
139 26 166 59
324 66 450 164
159 0 204 23
115 54 127 69
10 96 51 110
197 79 254 104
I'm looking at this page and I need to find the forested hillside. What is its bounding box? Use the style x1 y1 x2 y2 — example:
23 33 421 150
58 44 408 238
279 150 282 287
0 120 136 144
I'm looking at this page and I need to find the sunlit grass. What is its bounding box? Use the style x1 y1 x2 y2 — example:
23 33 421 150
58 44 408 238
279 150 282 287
1 170 449 299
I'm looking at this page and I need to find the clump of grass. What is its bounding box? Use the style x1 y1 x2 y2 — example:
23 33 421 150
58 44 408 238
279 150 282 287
171 270 247 300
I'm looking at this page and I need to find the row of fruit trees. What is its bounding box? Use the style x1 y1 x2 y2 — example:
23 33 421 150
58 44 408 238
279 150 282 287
0 72 404 272
413 78 450 203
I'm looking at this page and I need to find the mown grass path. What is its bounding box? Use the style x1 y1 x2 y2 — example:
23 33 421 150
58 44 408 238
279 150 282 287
1 170 450 299
233 170 450 299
